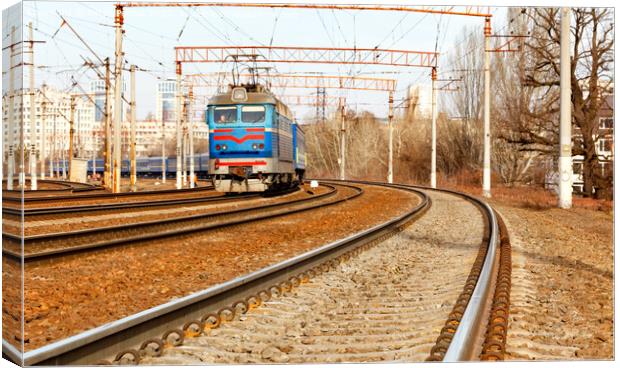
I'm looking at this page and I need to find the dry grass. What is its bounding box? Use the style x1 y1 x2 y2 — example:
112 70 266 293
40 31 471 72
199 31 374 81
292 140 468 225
433 169 613 213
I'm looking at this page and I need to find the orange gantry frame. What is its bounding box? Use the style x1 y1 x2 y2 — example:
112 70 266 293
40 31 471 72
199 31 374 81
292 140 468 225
119 3 491 18
193 93 342 107
185 73 397 92
176 46 438 68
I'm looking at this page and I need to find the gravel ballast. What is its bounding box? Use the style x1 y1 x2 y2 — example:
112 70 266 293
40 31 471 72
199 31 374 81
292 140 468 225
10 183 418 351
140 190 486 364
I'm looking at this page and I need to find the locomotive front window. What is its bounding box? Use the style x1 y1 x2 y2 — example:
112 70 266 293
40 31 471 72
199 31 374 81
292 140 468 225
241 105 265 123
214 106 237 124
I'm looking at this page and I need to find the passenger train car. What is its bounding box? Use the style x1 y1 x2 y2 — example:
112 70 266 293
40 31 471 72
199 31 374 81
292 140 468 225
207 84 306 192
48 153 210 178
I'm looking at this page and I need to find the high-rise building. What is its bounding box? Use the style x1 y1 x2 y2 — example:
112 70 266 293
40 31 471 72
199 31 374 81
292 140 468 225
156 80 177 123
90 78 126 123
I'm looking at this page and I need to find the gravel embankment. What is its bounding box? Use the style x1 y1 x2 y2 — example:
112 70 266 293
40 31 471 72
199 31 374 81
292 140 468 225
8 185 329 237
141 190 485 364
495 204 613 360
16 184 417 350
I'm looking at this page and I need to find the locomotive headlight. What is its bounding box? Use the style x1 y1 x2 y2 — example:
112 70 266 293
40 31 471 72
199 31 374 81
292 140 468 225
252 143 258 150
222 144 228 151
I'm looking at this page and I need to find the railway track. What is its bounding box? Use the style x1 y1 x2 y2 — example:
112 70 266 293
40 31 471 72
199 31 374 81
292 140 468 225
2 181 511 365
2 192 257 217
2 179 104 197
2 182 213 204
2 183 355 262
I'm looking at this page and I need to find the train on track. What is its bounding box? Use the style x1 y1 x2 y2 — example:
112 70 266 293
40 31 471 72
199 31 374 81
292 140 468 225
208 84 306 192
49 153 210 178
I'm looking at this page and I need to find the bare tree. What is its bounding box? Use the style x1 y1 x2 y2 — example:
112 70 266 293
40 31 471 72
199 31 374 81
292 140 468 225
524 8 614 197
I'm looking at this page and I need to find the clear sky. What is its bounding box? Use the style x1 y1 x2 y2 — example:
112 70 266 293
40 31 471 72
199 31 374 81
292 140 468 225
3 1 511 120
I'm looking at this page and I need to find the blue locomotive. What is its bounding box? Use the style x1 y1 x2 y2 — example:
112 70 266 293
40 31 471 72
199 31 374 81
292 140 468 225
207 84 306 192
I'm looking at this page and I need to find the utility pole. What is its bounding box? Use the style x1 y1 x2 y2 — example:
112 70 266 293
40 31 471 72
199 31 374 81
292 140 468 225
189 85 195 188
50 111 56 178
7 26 16 190
558 7 573 208
104 58 111 189
28 22 37 190
40 100 46 179
161 119 166 183
92 132 97 179
387 91 394 184
113 4 124 193
430 67 437 188
181 96 188 186
130 64 137 192
176 61 183 189
482 17 492 197
68 96 76 179
339 97 346 181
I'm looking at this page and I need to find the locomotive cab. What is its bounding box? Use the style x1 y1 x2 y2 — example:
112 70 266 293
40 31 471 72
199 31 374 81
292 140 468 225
207 84 305 192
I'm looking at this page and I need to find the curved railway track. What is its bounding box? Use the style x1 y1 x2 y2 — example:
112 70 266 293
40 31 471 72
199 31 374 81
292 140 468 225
2 183 357 263
2 182 213 204
2 181 511 365
2 179 103 196
2 192 258 217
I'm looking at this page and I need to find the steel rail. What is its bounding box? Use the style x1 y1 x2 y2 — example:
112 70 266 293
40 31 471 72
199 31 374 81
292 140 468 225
2 184 356 262
441 194 499 361
2 182 430 365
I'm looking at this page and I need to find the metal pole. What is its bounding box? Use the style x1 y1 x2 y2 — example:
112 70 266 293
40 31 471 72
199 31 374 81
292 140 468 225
387 91 394 183
189 85 195 188
558 8 573 208
175 62 183 189
431 67 437 188
339 97 346 180
161 120 166 183
181 96 187 187
92 132 97 179
7 26 15 190
113 5 124 193
482 17 492 197
50 112 56 178
40 101 46 179
69 96 75 179
130 64 137 191
29 22 38 190
104 58 111 189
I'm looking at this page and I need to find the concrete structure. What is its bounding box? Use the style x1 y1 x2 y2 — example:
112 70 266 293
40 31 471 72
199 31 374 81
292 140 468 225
405 84 432 120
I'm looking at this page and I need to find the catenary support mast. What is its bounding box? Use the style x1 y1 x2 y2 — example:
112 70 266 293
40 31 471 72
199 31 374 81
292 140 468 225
28 22 38 190
482 17 492 197
558 8 573 208
339 97 346 181
189 85 195 188
113 5 124 193
130 64 137 191
7 26 15 190
430 67 437 188
387 91 394 183
175 62 183 189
